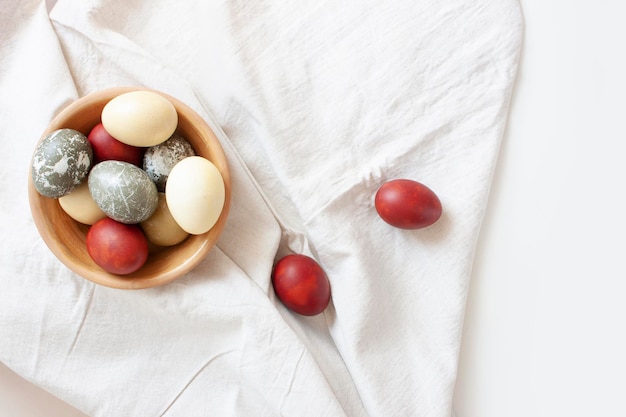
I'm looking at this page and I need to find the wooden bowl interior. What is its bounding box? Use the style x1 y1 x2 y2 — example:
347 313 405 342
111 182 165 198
28 87 231 289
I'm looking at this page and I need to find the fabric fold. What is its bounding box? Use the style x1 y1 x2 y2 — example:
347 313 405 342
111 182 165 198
1 0 522 415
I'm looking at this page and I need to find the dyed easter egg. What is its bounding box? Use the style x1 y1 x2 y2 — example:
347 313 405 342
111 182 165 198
58 181 107 225
140 193 189 246
374 179 442 229
86 217 149 275
88 160 158 224
165 156 225 235
143 134 195 192
271 254 331 316
31 128 92 198
87 122 144 166
101 91 178 147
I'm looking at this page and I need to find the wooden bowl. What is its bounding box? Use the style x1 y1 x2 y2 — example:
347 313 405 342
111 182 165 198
28 87 231 289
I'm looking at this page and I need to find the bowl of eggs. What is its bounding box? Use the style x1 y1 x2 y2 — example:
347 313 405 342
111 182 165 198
28 87 231 289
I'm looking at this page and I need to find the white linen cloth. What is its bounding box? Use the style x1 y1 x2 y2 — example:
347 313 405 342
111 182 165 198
0 1 522 416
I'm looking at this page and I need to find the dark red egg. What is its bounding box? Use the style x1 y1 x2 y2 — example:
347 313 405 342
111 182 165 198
375 179 442 229
86 217 149 275
87 123 144 166
271 254 331 316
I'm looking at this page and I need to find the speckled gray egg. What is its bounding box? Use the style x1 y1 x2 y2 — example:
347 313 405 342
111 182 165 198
31 128 93 198
143 134 195 192
88 160 158 224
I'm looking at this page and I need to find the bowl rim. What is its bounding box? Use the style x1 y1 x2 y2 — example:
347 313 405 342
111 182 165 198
28 86 231 289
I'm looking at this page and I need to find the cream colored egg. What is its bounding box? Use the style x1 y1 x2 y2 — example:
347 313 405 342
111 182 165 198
58 181 107 225
165 156 225 235
140 193 189 246
101 91 178 147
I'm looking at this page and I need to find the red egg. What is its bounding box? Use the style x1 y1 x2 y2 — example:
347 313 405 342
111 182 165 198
375 179 442 229
87 123 144 166
271 254 331 316
86 217 149 275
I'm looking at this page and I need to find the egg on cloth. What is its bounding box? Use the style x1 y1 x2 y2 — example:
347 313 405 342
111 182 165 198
374 179 442 229
31 128 92 198
88 160 158 224
143 134 195 192
165 156 225 235
271 254 331 316
101 90 178 147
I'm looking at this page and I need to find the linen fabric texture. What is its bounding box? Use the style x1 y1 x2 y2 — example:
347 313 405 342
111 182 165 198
0 1 523 416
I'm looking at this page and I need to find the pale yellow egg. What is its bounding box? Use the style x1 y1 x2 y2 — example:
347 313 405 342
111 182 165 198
165 156 225 235
140 193 189 247
58 181 107 225
101 91 177 147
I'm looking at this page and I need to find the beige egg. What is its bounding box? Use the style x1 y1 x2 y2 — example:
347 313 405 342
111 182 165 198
101 91 178 147
58 181 107 225
165 156 225 235
140 193 189 246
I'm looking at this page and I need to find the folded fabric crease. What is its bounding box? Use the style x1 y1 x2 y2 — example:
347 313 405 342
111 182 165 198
0 1 522 416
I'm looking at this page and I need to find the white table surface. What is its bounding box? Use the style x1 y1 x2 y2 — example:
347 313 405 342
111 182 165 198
3 1 625 416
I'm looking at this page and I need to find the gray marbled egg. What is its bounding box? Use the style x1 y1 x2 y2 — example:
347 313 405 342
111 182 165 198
88 160 158 224
31 128 93 198
143 134 195 192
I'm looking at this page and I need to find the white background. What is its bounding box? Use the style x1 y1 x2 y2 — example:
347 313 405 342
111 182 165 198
453 0 626 416
2 0 625 416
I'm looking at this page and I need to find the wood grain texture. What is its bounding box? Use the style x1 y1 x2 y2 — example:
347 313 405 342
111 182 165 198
28 87 231 289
